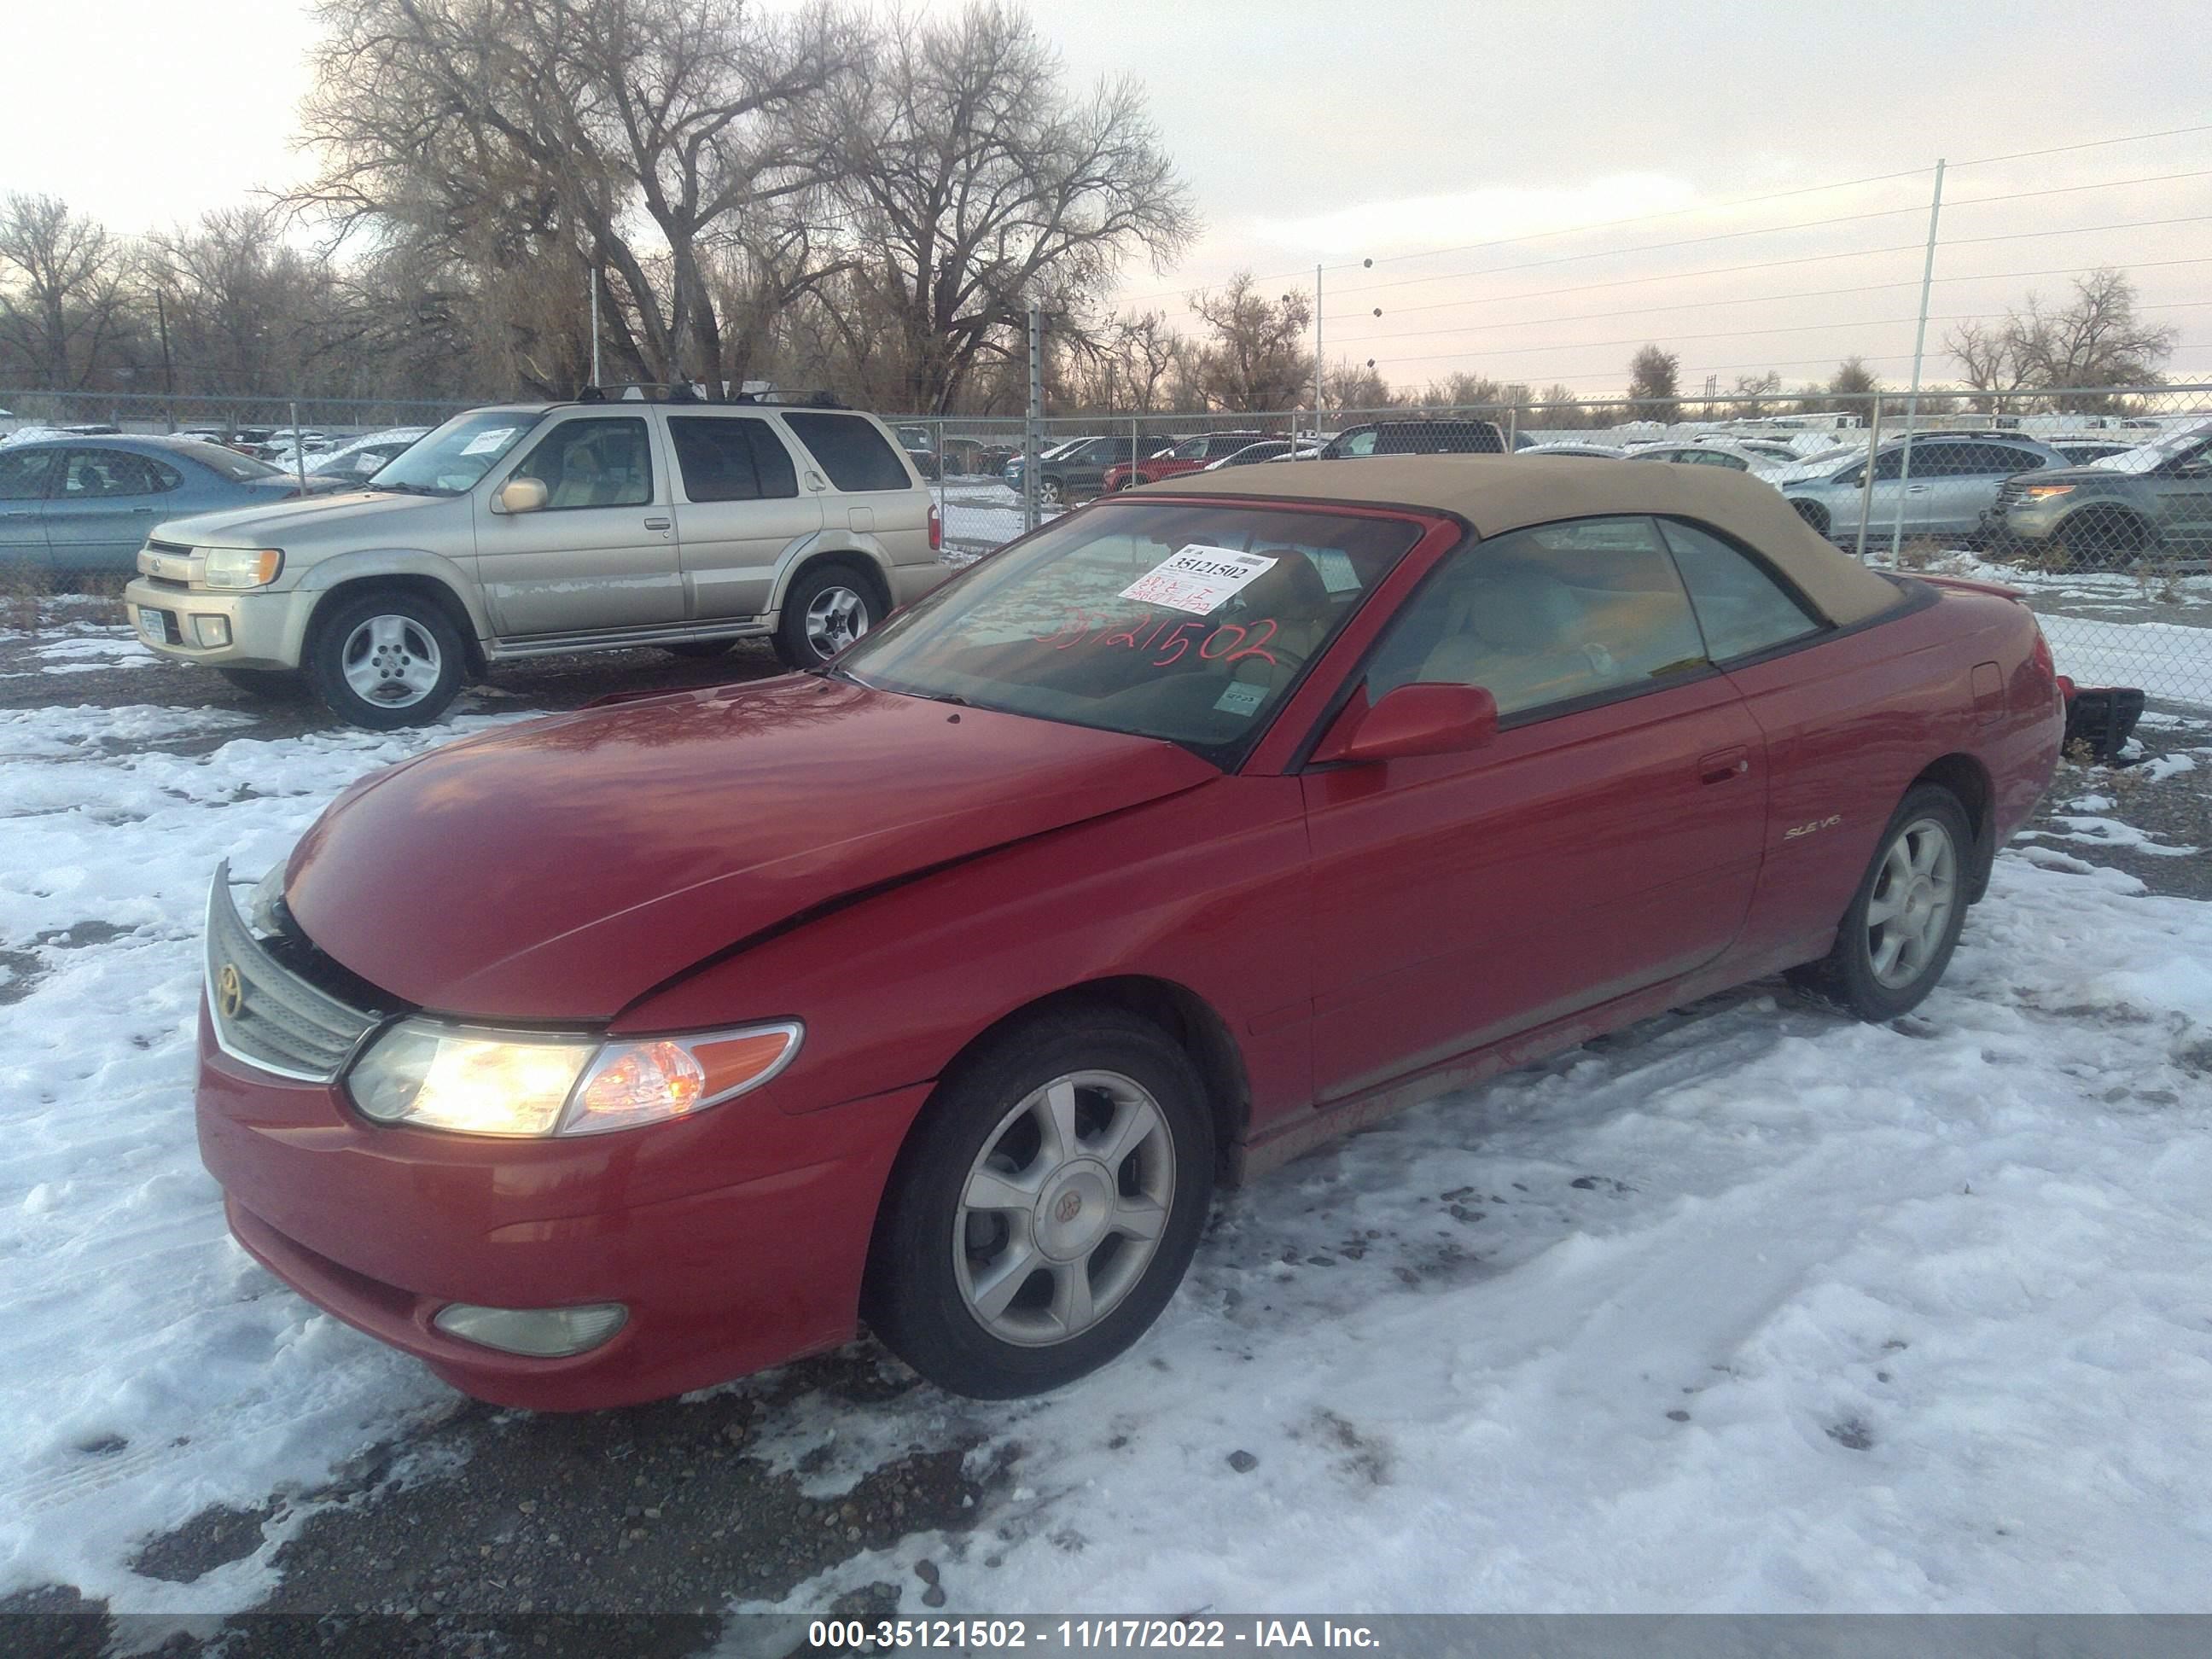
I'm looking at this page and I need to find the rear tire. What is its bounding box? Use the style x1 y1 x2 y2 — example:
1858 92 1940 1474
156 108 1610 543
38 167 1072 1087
1789 784 1972 1021
304 588 465 730
864 1008 1214 1399
218 667 311 701
774 562 880 668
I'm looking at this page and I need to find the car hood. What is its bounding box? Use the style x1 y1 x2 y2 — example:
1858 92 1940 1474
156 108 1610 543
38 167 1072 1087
155 487 445 548
2023 464 2139 486
282 677 1220 1021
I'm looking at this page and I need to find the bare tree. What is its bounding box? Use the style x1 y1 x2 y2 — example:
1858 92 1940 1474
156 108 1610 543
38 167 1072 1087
1189 273 1311 411
1625 344 1679 417
0 195 134 389
294 0 854 390
1326 357 1396 412
1723 370 1782 420
1945 269 2174 405
818 3 1196 411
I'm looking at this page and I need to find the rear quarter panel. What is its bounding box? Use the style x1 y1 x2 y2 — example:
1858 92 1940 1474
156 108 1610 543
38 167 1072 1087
1722 580 2061 963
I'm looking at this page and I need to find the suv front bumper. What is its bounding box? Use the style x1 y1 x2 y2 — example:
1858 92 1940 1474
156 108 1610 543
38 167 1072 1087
123 578 316 671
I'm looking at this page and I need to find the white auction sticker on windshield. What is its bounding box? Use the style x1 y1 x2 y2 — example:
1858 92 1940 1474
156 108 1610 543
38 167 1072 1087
1120 545 1278 615
460 427 516 456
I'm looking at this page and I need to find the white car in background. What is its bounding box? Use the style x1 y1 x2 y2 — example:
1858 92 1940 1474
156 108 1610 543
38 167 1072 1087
298 427 434 481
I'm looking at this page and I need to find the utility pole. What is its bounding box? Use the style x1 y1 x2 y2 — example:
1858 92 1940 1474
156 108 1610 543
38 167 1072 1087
154 290 176 432
1889 160 1946 559
589 265 602 387
1313 263 1324 443
1024 304 1043 532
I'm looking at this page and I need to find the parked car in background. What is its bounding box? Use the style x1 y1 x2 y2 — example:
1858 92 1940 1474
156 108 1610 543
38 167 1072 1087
0 435 350 574
2047 439 2139 468
1001 437 1093 493
1031 434 1177 505
1318 418 1507 458
194 457 2061 1408
1520 442 1625 458
303 427 434 481
1778 433 2072 543
123 398 951 725
1628 439 1784 472
1203 439 1324 469
1983 422 2212 568
1102 431 1269 492
894 424 941 480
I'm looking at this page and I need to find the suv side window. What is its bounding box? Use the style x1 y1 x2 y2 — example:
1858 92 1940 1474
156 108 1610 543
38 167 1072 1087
783 412 912 492
509 417 653 509
1870 447 1906 482
1336 428 1379 457
1656 518 1825 662
668 416 799 503
1365 515 1708 719
1987 443 2050 474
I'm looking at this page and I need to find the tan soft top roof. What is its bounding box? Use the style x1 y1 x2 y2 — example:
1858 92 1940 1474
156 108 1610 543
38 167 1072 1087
1134 454 1901 627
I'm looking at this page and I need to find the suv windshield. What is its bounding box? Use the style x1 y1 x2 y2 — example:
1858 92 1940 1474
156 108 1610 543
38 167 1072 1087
2091 422 2212 474
835 501 1427 766
370 409 541 495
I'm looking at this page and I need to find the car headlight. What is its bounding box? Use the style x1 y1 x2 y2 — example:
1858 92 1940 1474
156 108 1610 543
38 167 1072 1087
345 1018 802 1138
2022 484 2076 498
201 547 285 589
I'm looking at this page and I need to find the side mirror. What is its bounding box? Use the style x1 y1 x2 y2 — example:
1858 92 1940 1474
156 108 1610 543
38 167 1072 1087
1310 683 1499 766
494 476 548 515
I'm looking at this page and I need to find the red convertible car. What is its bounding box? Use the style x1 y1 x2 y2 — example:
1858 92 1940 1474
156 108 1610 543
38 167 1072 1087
196 458 2063 1408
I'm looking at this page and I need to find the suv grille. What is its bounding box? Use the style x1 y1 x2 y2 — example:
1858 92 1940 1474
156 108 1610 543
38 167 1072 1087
1992 480 2029 519
205 864 383 1083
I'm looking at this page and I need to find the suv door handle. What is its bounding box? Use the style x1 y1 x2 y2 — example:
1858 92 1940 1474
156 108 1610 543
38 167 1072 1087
643 515 671 530
1698 747 1749 785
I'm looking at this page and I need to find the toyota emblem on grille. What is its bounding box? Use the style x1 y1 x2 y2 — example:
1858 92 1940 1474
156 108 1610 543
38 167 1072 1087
216 963 245 1021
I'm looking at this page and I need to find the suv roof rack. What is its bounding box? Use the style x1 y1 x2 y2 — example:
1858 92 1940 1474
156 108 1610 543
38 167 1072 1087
574 381 847 410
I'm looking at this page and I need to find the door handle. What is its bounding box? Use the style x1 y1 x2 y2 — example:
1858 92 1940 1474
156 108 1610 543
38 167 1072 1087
131 506 155 514
1906 485 1930 494
1697 747 1749 785
643 515 671 530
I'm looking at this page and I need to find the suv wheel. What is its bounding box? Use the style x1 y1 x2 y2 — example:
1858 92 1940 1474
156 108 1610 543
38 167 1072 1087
306 589 465 730
2058 508 2151 571
1039 476 1066 509
774 563 878 668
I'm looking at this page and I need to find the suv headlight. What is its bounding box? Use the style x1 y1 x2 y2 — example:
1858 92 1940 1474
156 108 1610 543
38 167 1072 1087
201 548 285 589
346 1018 802 1138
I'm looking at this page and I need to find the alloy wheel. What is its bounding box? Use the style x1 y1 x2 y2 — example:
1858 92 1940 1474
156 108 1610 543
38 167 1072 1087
952 1070 1175 1348
1866 816 1958 990
340 614 443 707
803 585 870 659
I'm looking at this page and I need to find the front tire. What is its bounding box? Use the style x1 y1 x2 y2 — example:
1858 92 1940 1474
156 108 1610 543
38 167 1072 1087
2057 508 2151 572
1790 784 1971 1021
864 1008 1215 1399
1039 476 1066 509
305 589 465 730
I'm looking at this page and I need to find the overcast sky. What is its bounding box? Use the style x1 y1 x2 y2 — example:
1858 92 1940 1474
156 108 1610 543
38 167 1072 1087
3 0 2207 396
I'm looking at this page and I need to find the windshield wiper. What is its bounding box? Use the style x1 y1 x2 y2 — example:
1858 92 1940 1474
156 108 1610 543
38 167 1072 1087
368 480 451 497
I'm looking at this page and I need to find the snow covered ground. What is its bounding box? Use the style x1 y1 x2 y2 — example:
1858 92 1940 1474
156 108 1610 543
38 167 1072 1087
1 611 2209 1620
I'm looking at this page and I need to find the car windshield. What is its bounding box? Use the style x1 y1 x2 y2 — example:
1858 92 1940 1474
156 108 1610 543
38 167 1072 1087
835 501 1429 766
2089 421 2212 474
174 442 279 480
369 409 540 494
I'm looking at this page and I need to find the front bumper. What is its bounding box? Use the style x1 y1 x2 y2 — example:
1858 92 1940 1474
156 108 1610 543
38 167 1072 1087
123 577 315 670
198 1016 930 1410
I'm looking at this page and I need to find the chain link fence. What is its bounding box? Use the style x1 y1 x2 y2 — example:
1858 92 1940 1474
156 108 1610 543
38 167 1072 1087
7 379 2206 718
899 383 2212 719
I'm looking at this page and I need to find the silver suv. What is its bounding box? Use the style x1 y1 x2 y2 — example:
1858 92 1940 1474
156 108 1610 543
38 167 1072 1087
1774 433 2072 544
121 397 950 727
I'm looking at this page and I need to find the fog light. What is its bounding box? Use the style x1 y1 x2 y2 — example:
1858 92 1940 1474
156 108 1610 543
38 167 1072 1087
431 1301 627 1357
192 614 231 648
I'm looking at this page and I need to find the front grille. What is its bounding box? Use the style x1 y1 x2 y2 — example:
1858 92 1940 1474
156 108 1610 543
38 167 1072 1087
1992 480 2028 520
205 864 383 1083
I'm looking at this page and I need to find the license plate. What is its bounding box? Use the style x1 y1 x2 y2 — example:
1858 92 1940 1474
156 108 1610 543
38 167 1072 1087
136 606 178 644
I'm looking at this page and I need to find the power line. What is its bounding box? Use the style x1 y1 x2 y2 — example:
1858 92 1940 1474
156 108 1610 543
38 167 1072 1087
1109 121 2212 312
1348 299 2210 371
1325 255 2212 348
1324 174 2212 307
1324 214 2212 323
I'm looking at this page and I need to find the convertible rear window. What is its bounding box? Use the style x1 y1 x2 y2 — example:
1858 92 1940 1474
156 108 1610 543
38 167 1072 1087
835 501 1428 766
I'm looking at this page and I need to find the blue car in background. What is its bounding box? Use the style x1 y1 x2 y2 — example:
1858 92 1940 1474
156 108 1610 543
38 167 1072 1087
0 434 348 575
